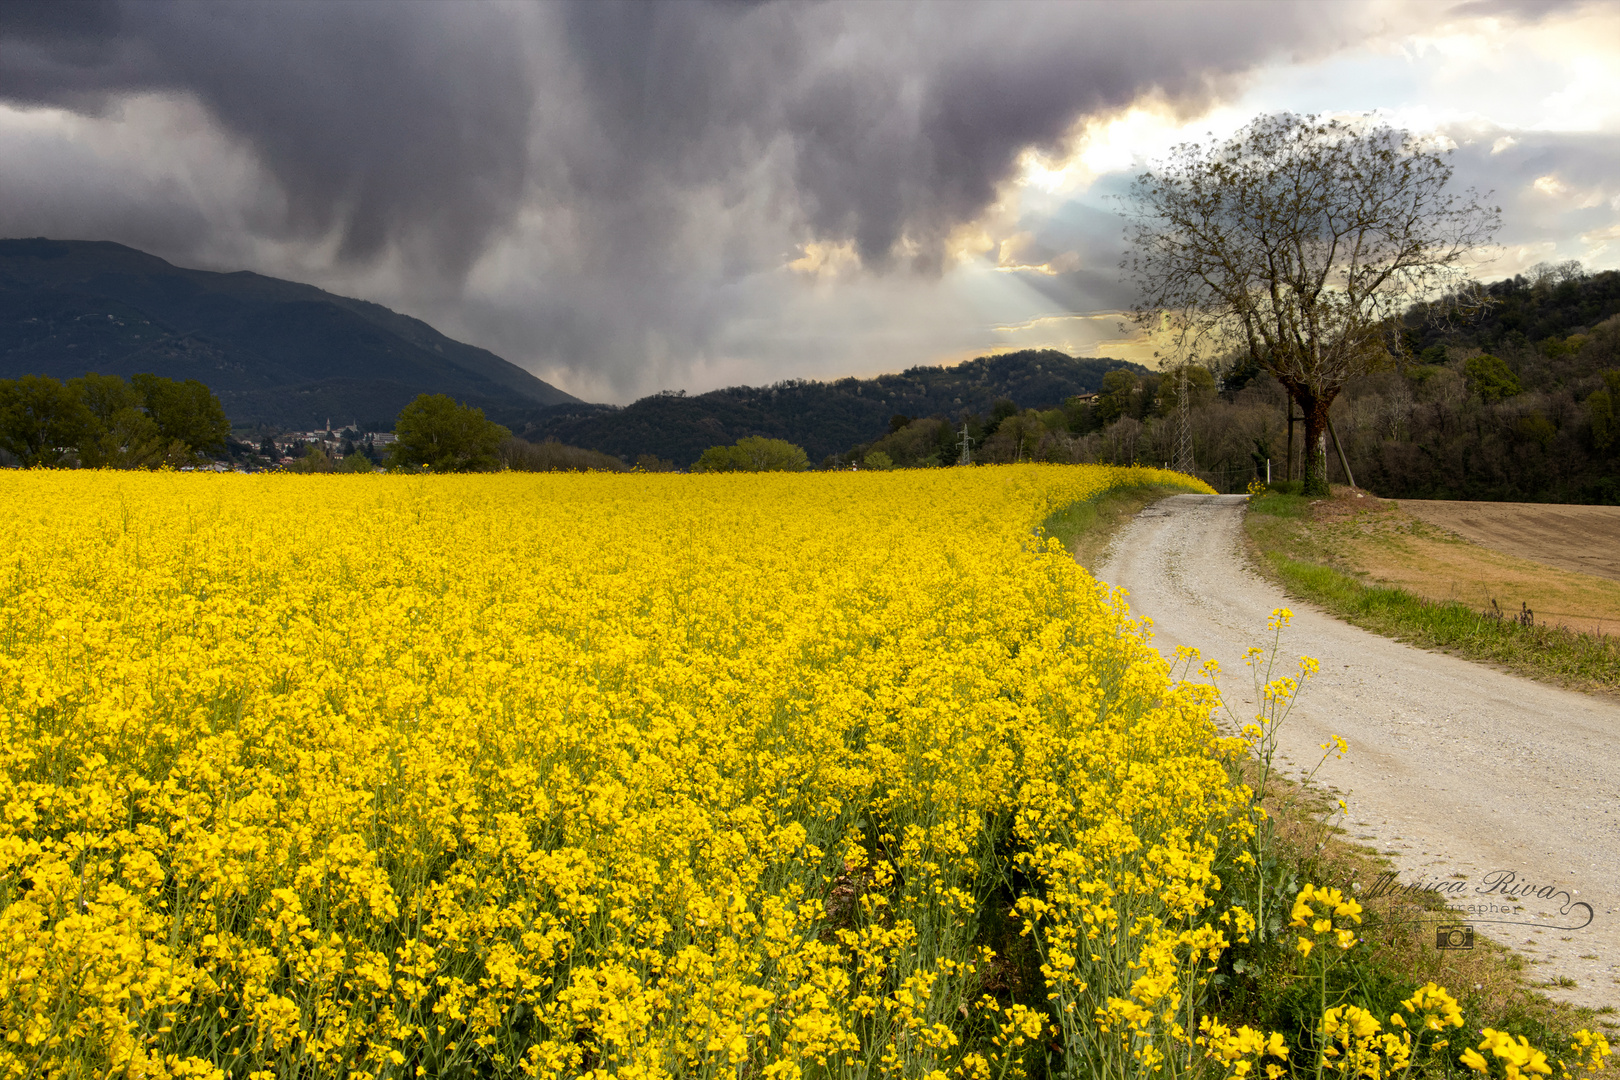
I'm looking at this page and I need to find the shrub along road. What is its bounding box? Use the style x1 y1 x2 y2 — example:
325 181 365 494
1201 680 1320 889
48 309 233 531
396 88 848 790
1098 493 1620 1012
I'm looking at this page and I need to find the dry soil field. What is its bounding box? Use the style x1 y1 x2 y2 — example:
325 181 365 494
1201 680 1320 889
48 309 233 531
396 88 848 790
1262 493 1620 638
1398 499 1620 583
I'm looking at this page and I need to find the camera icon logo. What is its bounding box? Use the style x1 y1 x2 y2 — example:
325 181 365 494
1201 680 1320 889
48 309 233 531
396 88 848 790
1437 924 1475 950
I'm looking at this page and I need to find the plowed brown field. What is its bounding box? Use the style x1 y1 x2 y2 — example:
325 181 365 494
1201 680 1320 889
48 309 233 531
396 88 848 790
1398 499 1620 582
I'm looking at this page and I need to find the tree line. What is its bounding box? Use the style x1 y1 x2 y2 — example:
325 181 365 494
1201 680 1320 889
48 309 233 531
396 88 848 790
0 372 230 467
839 364 1219 471
1320 267 1620 502
388 394 664 473
10 232 1614 496
517 351 1145 464
840 265 1617 502
387 397 810 474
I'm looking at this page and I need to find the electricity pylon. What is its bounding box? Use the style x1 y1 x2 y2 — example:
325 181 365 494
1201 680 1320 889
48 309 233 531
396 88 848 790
958 422 974 466
1172 364 1194 475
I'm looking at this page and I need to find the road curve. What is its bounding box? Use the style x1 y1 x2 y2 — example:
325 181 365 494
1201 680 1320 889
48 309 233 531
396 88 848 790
1096 494 1620 1011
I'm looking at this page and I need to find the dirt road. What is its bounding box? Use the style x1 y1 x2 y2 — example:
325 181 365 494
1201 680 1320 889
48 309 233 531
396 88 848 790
1398 500 1620 583
1097 494 1620 1010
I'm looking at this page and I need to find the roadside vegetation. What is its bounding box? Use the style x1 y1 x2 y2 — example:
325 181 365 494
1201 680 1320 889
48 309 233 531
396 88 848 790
1052 484 1616 1054
1206 752 1617 1058
1244 486 1620 695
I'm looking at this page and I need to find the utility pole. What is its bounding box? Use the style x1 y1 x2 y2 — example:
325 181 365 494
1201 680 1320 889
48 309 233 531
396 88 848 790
958 422 974 466
1285 406 1297 482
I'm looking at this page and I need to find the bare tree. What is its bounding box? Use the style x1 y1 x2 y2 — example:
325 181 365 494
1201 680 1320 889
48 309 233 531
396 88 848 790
1123 114 1499 494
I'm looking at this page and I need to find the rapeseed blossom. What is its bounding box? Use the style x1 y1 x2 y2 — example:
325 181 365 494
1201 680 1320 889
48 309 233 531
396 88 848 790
10 466 1573 1080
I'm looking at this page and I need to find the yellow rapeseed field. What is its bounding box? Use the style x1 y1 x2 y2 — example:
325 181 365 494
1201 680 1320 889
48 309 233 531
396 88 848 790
0 465 1322 1080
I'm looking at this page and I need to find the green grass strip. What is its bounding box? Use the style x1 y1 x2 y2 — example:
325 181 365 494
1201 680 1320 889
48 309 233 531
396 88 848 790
1262 550 1620 691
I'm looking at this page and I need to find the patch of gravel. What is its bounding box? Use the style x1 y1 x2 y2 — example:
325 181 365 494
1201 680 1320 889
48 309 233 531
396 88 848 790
1097 493 1620 1011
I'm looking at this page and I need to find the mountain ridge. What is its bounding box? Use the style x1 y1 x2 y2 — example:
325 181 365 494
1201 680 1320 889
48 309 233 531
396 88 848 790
0 237 580 429
521 350 1150 463
1 239 1147 461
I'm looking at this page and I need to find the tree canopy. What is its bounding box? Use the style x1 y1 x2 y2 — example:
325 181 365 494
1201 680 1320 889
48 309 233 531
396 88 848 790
692 436 810 473
388 394 511 472
0 374 89 467
0 371 228 467
1124 113 1498 494
133 373 230 457
72 372 162 468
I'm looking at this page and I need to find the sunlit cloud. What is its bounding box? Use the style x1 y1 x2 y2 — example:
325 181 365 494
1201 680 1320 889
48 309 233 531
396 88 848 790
786 239 862 282
991 312 1121 335
1534 175 1569 197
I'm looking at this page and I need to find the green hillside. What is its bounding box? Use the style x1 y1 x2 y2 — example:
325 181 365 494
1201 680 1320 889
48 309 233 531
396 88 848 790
524 351 1148 464
0 238 579 430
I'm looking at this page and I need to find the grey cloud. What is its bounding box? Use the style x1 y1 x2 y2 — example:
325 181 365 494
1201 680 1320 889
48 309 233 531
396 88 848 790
557 1 1352 270
0 0 120 46
1444 0 1596 22
0 124 208 251
0 0 1382 399
1443 129 1620 264
1 0 534 278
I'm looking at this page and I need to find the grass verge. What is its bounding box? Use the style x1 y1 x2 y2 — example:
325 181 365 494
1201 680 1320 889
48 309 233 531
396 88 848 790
1245 490 1620 695
1209 766 1618 1058
1046 481 1616 1052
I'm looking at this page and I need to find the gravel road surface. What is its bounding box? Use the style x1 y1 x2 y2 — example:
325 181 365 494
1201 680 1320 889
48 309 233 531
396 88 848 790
1097 493 1620 1011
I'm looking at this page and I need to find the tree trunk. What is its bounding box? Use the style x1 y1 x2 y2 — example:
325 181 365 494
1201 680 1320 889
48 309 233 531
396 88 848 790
1282 386 1336 496
1301 399 1332 496
1327 416 1356 490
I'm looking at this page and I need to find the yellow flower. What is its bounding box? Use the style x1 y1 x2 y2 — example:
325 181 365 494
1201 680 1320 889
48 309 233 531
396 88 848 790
2 465 1258 1080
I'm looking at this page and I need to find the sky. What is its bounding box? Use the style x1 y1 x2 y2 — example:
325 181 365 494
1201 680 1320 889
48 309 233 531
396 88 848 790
2 0 1619 404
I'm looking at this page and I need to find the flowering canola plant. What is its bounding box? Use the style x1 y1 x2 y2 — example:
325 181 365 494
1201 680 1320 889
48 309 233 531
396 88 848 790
1 464 1309 1080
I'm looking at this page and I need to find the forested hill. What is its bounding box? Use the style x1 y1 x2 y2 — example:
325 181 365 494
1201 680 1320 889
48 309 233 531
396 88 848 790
0 238 580 430
521 351 1150 464
1080 266 1620 502
1403 265 1620 357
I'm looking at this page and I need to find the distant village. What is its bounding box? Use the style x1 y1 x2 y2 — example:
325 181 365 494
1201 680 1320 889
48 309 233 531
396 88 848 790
202 421 398 472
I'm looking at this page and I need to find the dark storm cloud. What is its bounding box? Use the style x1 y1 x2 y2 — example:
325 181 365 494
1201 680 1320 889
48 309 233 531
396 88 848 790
556 1 1355 270
0 0 534 277
0 0 120 44
0 0 1388 396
